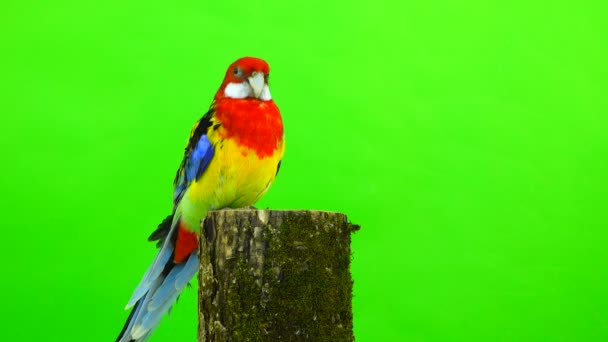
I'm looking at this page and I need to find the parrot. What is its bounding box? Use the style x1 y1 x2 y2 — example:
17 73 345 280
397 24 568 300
116 57 284 342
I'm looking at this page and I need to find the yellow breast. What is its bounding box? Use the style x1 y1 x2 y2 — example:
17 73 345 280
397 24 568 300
178 130 284 230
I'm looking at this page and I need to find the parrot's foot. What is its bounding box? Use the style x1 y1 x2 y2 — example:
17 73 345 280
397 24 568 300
219 206 258 211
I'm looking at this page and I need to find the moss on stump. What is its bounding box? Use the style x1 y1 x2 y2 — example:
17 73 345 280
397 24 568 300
198 209 359 342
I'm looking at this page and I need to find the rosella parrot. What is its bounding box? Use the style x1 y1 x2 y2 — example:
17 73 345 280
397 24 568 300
116 57 284 341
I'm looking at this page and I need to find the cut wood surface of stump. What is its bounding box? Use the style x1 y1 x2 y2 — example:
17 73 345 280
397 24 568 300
198 209 359 342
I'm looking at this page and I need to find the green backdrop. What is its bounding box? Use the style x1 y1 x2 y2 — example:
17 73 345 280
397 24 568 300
1 0 607 341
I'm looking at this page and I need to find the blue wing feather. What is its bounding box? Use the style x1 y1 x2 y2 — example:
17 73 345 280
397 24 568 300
173 109 215 205
186 135 214 181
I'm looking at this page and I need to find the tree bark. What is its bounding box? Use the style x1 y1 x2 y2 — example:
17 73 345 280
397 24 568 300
198 209 359 342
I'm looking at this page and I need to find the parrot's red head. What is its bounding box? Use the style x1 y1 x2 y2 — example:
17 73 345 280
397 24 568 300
215 57 272 102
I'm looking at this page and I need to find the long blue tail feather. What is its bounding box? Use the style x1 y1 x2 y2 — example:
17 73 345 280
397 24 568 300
117 214 199 342
117 251 198 342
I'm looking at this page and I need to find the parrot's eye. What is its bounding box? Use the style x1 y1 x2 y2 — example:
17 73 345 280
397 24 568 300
233 67 244 78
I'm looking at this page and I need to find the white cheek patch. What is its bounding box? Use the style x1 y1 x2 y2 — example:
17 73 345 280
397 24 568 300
224 82 252 99
224 82 273 101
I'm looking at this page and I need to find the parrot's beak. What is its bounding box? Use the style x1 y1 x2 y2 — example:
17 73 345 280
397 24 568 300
248 71 265 99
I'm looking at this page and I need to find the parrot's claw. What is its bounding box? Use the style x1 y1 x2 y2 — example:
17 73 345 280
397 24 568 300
219 206 258 211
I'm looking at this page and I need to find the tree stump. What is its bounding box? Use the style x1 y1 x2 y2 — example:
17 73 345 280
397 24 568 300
198 209 359 342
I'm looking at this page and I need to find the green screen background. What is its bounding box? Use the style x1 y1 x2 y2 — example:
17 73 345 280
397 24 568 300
1 1 607 341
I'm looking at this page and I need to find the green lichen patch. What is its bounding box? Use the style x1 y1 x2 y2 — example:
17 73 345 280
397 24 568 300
261 211 354 341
